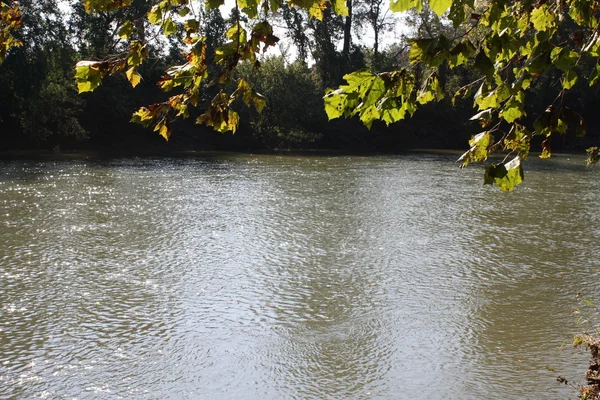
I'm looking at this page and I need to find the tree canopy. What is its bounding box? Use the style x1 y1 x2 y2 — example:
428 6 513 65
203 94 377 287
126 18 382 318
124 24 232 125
1 0 599 190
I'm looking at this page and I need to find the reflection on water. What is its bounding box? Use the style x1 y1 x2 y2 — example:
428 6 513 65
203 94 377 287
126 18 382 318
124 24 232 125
0 154 598 399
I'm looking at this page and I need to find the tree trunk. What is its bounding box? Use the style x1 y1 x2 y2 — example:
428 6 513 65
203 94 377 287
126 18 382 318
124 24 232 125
373 27 379 70
342 0 352 59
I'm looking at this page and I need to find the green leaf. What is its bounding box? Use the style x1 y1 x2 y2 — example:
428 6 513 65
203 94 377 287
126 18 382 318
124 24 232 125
417 74 444 104
484 156 524 191
380 98 405 125
147 4 163 24
474 51 494 80
563 69 578 89
551 47 578 71
127 42 146 67
390 0 422 13
417 89 435 105
474 84 510 111
252 92 267 113
324 89 350 120
306 0 326 20
500 95 525 123
468 131 493 162
206 0 225 8
569 0 596 28
118 20 133 39
83 0 132 13
409 36 451 67
184 19 199 33
359 105 380 129
362 77 386 109
329 0 348 16
589 65 600 87
163 18 177 36
470 108 492 122
459 131 493 167
448 40 476 68
428 0 451 16
74 61 104 93
531 4 557 32
503 124 531 158
534 111 552 137
238 0 259 18
178 6 190 16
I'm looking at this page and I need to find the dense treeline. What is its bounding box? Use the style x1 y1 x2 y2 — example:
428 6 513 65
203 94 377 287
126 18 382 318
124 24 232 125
1 0 598 153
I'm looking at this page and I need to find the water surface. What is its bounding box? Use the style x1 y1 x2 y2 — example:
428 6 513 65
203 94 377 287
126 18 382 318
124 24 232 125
0 153 598 399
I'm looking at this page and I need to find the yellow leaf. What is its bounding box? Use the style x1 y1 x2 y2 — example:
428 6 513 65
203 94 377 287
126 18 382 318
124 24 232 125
158 123 170 140
126 67 142 88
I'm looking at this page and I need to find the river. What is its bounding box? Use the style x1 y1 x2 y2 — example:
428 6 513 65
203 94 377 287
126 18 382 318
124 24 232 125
0 152 598 399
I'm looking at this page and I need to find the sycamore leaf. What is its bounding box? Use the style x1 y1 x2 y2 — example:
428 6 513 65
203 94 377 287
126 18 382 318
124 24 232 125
563 69 578 89
484 156 524 191
130 107 154 127
83 0 132 13
500 95 525 123
163 18 177 36
147 4 163 24
184 19 199 33
127 42 146 67
587 147 600 167
540 139 551 159
474 51 494 80
428 0 451 16
390 0 422 13
238 0 259 18
468 131 492 162
253 92 267 113
206 0 225 7
551 46 578 71
534 111 553 137
531 4 557 32
470 108 492 122
126 67 142 88
448 40 476 68
179 6 190 16
324 89 349 120
75 61 105 93
269 0 281 11
589 65 600 87
154 119 171 141
503 124 531 158
329 0 348 16
118 20 133 39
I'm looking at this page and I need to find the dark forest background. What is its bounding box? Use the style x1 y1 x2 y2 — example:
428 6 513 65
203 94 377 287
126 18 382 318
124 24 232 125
2 0 599 154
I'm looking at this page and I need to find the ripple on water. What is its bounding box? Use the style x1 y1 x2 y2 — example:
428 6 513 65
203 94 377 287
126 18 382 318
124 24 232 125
0 155 597 399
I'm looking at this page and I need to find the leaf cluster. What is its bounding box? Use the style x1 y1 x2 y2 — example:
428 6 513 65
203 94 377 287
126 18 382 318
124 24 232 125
325 0 600 190
6 0 597 190
0 1 23 64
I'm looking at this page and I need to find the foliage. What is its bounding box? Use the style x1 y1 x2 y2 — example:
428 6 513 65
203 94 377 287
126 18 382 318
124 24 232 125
0 1 22 64
238 56 325 148
569 298 600 400
73 0 285 140
325 0 600 190
1 0 598 188
0 0 87 147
